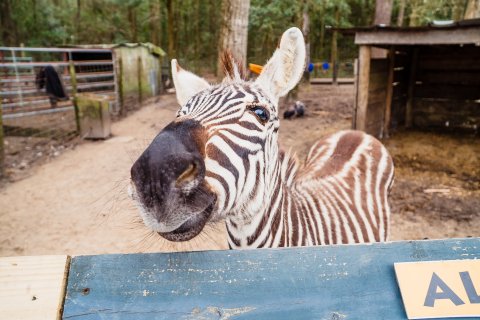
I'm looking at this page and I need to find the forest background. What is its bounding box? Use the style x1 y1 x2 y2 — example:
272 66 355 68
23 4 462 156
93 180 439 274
0 0 478 76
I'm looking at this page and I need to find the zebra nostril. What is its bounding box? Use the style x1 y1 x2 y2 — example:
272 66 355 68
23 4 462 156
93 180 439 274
175 163 198 187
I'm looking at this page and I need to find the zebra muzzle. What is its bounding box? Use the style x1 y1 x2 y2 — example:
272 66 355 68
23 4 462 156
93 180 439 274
130 119 216 241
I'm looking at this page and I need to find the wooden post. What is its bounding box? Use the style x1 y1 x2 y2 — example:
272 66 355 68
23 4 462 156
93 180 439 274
383 46 395 138
352 58 359 129
405 47 418 128
356 45 371 132
137 56 143 105
331 33 338 85
117 56 125 116
68 59 80 134
331 6 339 85
0 95 5 178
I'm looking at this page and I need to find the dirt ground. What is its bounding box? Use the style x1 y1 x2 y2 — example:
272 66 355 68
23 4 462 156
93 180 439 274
1 85 479 257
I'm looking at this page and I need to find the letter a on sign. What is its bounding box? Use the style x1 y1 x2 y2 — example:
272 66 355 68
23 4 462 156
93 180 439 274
424 272 464 307
395 259 480 319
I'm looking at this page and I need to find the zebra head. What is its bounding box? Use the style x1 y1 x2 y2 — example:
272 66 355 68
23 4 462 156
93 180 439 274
130 27 306 242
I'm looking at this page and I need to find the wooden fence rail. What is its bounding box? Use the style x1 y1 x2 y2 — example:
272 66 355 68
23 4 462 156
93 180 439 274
1 237 479 319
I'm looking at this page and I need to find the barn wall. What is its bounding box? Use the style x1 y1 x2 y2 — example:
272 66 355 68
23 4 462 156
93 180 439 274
364 58 388 137
390 48 409 129
412 45 480 132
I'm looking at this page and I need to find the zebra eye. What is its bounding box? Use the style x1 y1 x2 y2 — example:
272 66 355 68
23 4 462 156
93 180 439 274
249 105 269 123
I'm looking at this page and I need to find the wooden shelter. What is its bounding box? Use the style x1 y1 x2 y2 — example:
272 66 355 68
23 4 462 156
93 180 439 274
348 19 480 137
70 43 166 112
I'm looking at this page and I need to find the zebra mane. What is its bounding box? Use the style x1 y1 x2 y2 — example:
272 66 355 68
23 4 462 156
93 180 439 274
220 51 247 82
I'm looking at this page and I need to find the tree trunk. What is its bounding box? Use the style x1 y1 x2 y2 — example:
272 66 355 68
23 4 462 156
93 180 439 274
194 0 200 70
167 0 176 59
149 0 160 45
396 0 406 26
319 12 325 59
128 6 138 43
217 0 251 77
452 0 465 21
0 0 15 46
75 0 81 40
302 0 310 82
372 0 393 58
464 0 480 19
331 5 339 85
409 0 422 27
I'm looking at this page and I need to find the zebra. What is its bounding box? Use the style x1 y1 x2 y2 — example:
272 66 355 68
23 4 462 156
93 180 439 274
130 27 394 249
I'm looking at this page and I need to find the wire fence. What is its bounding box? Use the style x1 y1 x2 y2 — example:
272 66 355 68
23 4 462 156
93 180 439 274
0 47 117 178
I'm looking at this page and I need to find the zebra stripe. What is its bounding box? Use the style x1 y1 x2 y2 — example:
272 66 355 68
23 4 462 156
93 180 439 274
175 83 394 249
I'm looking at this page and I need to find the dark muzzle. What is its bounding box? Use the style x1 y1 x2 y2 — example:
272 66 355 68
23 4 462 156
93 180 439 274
130 120 214 241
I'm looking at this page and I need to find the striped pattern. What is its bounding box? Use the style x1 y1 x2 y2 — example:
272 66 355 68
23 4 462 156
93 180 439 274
176 81 394 249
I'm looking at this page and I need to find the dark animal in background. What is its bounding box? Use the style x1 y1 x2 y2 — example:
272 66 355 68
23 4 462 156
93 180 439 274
295 101 305 117
283 104 296 119
36 65 68 108
283 100 306 119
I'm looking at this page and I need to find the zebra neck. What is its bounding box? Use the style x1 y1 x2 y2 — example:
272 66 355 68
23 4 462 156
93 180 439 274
225 150 299 249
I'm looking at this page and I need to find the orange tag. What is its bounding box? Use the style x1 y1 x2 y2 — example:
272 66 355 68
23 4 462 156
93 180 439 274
394 260 480 319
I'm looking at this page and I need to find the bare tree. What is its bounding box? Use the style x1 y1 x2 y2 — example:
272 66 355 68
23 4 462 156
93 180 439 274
396 0 406 26
149 0 161 45
0 0 15 46
464 0 480 19
372 0 393 58
217 0 251 76
302 0 310 82
167 0 176 59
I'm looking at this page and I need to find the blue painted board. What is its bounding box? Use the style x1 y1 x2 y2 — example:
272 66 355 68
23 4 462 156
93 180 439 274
63 238 480 319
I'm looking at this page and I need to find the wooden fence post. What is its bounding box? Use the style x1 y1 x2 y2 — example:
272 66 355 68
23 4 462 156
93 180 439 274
68 60 80 134
137 56 143 105
0 96 5 178
356 45 371 132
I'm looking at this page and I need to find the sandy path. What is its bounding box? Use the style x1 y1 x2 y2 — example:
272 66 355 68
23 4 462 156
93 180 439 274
0 95 227 256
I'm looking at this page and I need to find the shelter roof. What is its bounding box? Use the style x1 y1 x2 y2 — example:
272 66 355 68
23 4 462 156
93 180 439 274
334 18 480 46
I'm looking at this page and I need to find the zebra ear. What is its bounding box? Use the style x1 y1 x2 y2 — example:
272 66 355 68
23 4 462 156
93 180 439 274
171 59 210 106
255 27 306 101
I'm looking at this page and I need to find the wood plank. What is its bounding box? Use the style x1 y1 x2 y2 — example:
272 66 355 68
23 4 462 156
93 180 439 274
355 28 480 45
63 238 480 320
406 48 418 127
417 70 480 86
412 98 480 131
310 78 354 84
368 72 389 91
0 255 70 320
365 101 385 136
413 98 480 115
391 97 407 128
392 82 408 98
414 83 480 100
418 58 480 72
370 58 389 74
